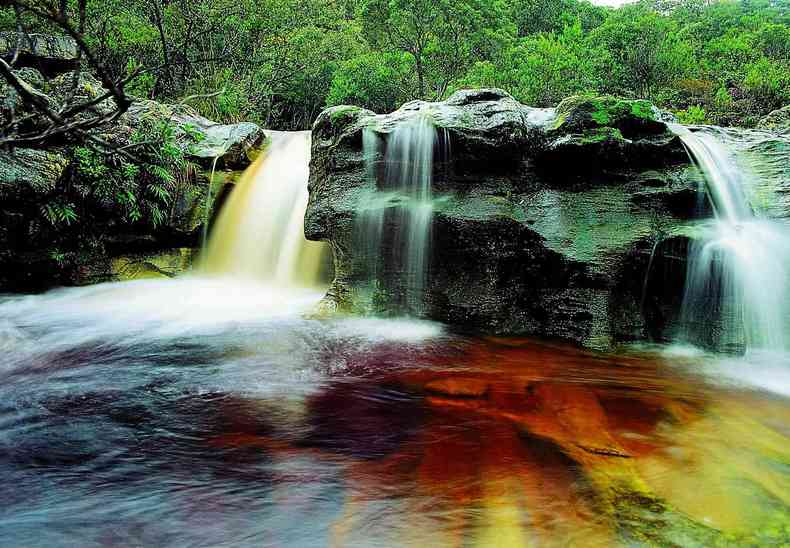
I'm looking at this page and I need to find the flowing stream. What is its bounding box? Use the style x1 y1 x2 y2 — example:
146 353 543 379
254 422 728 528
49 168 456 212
0 130 788 546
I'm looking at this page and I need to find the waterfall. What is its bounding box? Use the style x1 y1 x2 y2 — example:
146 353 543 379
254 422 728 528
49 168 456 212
672 125 790 352
387 115 437 310
358 113 448 313
201 131 327 287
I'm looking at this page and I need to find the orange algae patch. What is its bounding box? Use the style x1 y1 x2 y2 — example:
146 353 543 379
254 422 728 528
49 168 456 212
205 337 789 546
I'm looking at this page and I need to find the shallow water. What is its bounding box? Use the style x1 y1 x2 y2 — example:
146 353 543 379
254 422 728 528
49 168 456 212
0 279 788 547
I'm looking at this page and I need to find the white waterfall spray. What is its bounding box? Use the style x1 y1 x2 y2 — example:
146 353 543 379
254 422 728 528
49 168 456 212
385 114 438 310
672 125 790 352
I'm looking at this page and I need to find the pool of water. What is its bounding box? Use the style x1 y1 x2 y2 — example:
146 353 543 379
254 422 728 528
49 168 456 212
0 278 788 547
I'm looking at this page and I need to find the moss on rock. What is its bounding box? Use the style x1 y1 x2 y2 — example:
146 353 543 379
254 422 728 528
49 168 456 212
552 95 665 139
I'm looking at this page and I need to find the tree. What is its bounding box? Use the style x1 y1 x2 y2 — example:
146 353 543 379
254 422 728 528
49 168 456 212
589 5 694 98
360 0 514 99
327 52 416 113
1 0 138 152
457 21 601 106
507 0 605 35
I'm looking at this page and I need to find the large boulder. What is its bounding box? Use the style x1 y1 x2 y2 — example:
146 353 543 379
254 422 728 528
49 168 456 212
0 67 51 125
0 32 79 76
540 95 687 172
0 148 68 202
124 101 266 168
758 105 790 134
307 90 698 349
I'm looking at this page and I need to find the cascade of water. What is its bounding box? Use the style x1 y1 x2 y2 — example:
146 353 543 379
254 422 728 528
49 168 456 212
201 154 222 254
388 115 437 310
356 128 386 283
201 131 327 287
358 113 447 313
671 125 790 352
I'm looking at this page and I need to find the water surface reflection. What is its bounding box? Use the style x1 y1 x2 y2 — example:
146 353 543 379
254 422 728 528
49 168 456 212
0 281 788 546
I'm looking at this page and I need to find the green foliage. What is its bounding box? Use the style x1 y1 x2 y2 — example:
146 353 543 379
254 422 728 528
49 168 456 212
743 57 790 112
508 0 605 35
125 59 156 98
5 0 788 128
456 21 600 106
588 5 695 98
360 0 516 99
40 201 78 227
327 52 416 113
676 105 709 124
60 117 196 242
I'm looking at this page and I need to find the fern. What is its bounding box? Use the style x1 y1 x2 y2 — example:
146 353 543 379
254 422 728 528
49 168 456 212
146 164 176 185
147 184 172 202
40 201 78 227
148 205 165 228
68 116 194 231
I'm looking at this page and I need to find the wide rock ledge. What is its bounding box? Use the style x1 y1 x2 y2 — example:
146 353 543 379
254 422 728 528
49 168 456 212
307 89 697 349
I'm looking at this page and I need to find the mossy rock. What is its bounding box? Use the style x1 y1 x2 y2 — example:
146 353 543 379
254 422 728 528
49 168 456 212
578 126 627 145
329 105 367 124
312 105 376 150
315 105 375 135
551 95 666 139
0 148 68 202
758 105 790 133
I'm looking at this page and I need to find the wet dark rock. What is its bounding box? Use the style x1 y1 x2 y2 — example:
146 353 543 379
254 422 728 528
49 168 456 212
307 90 702 349
0 32 79 76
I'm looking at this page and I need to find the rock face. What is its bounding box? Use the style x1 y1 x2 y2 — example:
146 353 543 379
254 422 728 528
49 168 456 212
0 36 265 291
0 32 79 75
307 89 701 349
0 148 68 200
123 101 265 168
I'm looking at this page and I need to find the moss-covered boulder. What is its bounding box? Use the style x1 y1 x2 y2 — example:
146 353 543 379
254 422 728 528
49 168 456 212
550 95 665 135
541 95 686 173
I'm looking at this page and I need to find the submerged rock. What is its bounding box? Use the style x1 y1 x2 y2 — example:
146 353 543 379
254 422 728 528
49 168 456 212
308 90 701 349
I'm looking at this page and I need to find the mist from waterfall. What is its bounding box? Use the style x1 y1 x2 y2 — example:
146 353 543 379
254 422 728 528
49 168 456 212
358 113 448 313
202 131 327 287
672 125 790 353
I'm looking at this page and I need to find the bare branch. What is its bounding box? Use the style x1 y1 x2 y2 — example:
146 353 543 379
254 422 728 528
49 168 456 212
1 0 135 151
